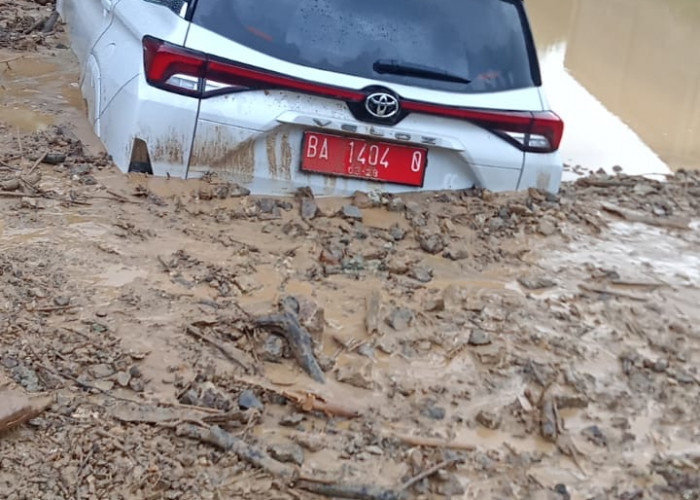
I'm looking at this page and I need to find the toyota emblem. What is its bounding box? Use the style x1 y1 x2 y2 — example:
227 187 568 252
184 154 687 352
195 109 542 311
365 92 400 119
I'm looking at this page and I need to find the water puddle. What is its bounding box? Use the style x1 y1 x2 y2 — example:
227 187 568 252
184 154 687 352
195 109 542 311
528 0 700 174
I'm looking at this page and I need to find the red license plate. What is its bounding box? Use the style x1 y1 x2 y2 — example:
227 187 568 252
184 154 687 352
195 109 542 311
300 132 427 187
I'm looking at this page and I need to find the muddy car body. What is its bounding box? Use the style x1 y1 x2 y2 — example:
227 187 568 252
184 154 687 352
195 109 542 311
57 0 564 196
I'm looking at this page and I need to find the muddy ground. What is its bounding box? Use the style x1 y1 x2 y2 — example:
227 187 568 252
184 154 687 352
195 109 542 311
1 2 700 500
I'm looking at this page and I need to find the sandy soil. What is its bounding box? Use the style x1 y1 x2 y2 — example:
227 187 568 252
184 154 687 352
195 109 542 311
1 2 699 500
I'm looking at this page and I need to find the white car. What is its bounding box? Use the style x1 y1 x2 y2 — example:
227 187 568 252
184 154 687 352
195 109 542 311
57 0 564 196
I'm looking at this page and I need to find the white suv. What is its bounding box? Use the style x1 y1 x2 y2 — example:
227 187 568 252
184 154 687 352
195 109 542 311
58 0 564 195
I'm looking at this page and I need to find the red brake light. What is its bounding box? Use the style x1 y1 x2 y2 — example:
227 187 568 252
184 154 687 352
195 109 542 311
143 37 207 97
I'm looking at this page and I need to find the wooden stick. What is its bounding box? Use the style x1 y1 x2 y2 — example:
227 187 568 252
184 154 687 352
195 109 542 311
185 325 253 373
296 479 404 500
27 151 47 176
255 312 325 383
387 433 476 451
177 424 298 481
399 457 462 491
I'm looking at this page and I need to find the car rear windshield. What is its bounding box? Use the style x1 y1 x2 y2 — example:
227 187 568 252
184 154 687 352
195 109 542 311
191 0 538 93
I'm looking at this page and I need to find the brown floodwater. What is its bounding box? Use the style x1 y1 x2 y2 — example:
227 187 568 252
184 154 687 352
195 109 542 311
527 0 700 175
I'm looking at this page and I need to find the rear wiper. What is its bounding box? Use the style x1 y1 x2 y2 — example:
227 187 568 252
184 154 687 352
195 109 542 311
373 59 471 84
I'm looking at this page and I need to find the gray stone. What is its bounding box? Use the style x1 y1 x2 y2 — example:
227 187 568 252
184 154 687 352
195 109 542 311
262 334 286 362
351 191 374 208
475 409 501 429
409 264 433 283
444 245 469 261
581 425 607 447
179 389 199 406
518 276 556 290
115 371 131 388
422 401 446 420
268 443 305 465
54 296 70 307
341 204 363 221
389 223 406 241
279 413 305 427
468 329 491 346
537 218 558 236
256 198 279 215
90 364 115 379
336 363 374 389
238 390 264 411
418 233 444 255
300 198 319 220
12 365 41 392
385 307 414 331
387 197 406 212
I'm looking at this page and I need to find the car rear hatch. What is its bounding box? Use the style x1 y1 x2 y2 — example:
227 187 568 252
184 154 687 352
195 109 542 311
155 0 562 193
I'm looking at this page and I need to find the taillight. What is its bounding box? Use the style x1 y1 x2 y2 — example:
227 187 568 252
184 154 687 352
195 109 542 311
402 101 563 153
142 36 564 153
142 36 365 102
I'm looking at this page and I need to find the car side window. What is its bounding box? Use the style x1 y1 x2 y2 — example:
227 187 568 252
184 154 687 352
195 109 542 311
144 0 188 16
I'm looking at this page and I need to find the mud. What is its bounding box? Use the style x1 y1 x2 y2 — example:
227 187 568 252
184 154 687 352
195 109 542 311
1 2 700 500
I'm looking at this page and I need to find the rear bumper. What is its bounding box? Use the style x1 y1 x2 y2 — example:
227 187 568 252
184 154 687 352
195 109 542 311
101 77 562 195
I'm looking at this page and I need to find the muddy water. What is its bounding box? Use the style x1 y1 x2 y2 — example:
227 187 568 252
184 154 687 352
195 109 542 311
528 0 700 175
0 50 102 152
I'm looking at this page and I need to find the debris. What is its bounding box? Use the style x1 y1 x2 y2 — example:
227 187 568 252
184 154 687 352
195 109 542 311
537 217 558 236
468 329 491 346
418 233 444 255
365 289 382 335
387 433 476 452
177 424 298 481
601 202 689 230
341 204 363 221
399 457 463 492
238 390 264 411
421 401 446 420
0 392 52 434
475 409 501 430
185 325 254 373
255 312 326 383
385 308 414 331
296 479 405 500
581 425 607 447
408 264 433 283
518 276 556 290
301 197 319 220
268 442 305 465
336 362 374 390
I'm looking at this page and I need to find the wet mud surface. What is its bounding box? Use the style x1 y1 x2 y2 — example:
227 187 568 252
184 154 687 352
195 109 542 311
1 2 700 500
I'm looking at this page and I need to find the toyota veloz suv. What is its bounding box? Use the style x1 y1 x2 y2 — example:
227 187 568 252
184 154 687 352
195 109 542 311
57 0 564 195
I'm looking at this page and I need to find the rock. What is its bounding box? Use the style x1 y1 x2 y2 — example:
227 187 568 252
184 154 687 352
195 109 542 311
336 363 374 389
468 329 491 346
0 179 21 191
418 233 445 255
12 365 41 392
475 409 501 429
423 293 445 312
20 197 39 209
179 389 199 406
387 197 405 212
352 191 375 208
537 217 558 236
268 443 305 465
238 390 264 411
300 198 319 220
385 307 414 330
554 484 571 500
115 371 131 388
357 343 375 359
262 334 286 362
633 183 656 197
581 425 607 447
129 365 143 378
652 358 669 373
90 364 115 379
341 204 363 221
129 377 145 393
422 402 446 420
256 198 279 215
555 394 588 409
518 276 556 290
389 223 406 241
279 413 305 427
366 445 384 456
408 264 433 283
444 245 469 261
293 433 325 452
434 472 465 496
1 355 18 369
42 152 66 165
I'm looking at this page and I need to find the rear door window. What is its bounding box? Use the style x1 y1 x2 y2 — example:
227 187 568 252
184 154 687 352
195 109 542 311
191 0 538 93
